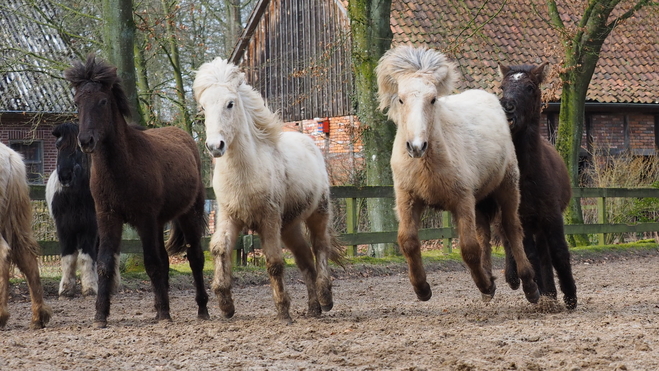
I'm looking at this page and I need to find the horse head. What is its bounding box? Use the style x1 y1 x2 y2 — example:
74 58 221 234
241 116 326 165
64 55 132 153
498 62 548 135
52 122 87 187
376 45 458 158
194 57 281 158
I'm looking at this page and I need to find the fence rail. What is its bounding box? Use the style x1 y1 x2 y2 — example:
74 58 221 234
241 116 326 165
30 185 659 258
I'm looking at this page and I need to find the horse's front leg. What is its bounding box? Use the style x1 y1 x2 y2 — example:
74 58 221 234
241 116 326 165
58 232 79 298
396 192 430 301
94 212 123 328
455 199 496 301
282 222 321 317
137 221 171 322
78 229 99 297
260 222 292 324
210 215 242 318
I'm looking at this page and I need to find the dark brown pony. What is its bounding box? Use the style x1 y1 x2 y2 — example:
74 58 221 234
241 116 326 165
498 63 577 309
64 55 209 328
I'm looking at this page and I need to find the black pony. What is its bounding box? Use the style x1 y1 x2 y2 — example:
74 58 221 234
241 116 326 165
498 63 577 309
46 122 100 298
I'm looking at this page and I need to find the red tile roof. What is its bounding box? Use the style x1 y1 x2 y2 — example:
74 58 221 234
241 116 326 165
390 0 659 104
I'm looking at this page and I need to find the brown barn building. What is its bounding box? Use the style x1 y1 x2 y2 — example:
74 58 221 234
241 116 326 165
230 0 659 184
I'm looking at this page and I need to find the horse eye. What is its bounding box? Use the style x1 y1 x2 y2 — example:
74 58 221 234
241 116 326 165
430 97 436 105
398 98 404 105
99 98 108 106
227 101 234 109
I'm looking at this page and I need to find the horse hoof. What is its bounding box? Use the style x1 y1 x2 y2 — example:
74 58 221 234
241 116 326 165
564 296 577 310
506 275 520 290
481 282 496 302
414 283 432 301
321 302 333 312
523 282 540 304
93 320 108 329
278 315 293 325
30 307 52 329
198 308 211 320
0 311 9 328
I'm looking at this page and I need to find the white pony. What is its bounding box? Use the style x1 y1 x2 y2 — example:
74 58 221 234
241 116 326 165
376 45 539 304
0 142 52 329
193 58 343 323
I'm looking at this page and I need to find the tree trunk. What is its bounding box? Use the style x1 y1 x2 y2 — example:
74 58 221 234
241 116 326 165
349 0 397 257
226 0 242 51
161 0 192 133
102 0 144 125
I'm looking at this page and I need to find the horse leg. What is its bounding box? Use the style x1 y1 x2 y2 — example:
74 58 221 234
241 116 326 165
210 215 242 318
396 192 431 301
77 227 98 297
176 202 210 320
0 236 10 327
59 237 79 298
305 199 335 312
454 200 496 301
475 209 494 282
260 223 292 324
495 188 540 304
534 233 557 299
11 240 52 329
544 221 577 309
94 213 123 328
282 223 321 317
137 221 171 322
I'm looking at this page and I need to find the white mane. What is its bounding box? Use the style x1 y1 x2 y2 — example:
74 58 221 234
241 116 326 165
193 57 281 144
376 44 459 121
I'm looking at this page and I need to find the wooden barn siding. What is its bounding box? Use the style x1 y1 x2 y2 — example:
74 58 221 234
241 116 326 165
240 0 353 122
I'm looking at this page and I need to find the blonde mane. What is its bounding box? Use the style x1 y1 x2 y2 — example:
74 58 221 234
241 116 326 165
193 58 281 144
376 45 459 120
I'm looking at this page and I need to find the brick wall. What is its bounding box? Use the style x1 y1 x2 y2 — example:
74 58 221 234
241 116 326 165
0 124 57 184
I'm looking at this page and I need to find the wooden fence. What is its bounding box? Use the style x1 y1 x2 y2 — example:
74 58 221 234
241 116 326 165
30 185 659 260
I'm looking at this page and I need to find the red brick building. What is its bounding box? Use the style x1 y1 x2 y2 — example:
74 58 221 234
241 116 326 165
232 0 659 185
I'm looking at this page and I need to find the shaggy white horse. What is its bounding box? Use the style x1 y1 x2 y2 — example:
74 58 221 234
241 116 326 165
0 143 52 329
193 58 343 323
376 45 539 304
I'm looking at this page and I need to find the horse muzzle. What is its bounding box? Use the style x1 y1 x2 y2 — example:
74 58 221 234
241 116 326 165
406 140 428 158
78 136 96 153
206 140 226 158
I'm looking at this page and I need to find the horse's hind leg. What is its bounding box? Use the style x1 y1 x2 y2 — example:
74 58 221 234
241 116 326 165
544 221 577 309
475 209 495 301
176 202 210 320
259 222 292 324
210 214 242 318
534 234 557 299
396 193 431 301
12 241 52 329
306 201 336 312
495 188 540 304
454 200 496 300
282 223 321 317
0 236 10 327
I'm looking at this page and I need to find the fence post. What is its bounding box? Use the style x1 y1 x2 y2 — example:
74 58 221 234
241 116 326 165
442 211 452 254
597 196 607 245
345 197 358 256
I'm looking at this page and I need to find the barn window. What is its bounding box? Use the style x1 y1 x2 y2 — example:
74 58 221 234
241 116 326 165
10 140 44 184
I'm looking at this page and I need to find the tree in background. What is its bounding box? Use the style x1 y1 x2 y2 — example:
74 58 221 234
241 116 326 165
543 0 654 245
349 0 398 257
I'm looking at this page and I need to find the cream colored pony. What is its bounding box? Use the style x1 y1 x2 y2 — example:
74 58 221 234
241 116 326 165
0 143 52 329
193 58 343 323
376 45 539 304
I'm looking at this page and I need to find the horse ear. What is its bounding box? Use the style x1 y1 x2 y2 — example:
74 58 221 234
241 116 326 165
433 63 457 97
498 64 510 78
532 62 549 83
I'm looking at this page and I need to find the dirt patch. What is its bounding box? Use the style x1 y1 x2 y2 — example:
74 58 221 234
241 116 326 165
2 249 659 370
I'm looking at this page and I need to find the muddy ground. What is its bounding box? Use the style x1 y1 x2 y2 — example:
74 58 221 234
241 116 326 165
2 249 658 370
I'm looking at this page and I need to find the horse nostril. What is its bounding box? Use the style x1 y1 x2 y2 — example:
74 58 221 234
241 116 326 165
421 142 428 152
219 140 225 152
406 141 413 152
502 102 515 113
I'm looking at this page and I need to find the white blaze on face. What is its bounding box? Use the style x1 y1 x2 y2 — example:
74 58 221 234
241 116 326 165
397 77 436 155
512 72 525 81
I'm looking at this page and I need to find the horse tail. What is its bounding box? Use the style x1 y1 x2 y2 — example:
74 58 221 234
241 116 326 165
2 150 41 258
327 226 346 268
165 221 187 256
165 196 208 256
